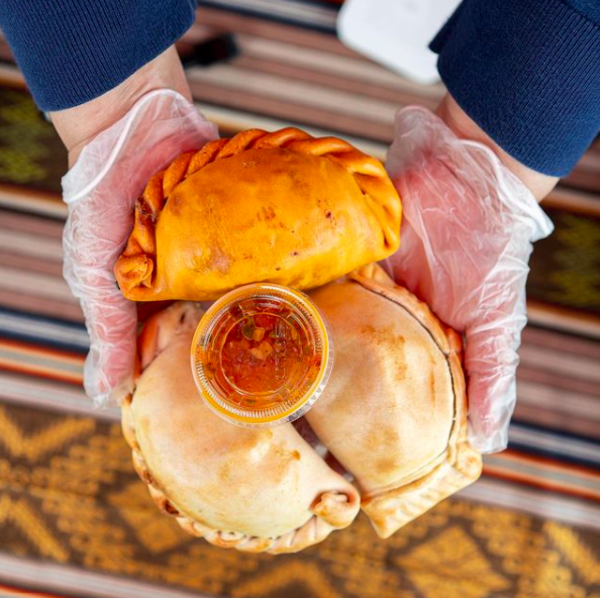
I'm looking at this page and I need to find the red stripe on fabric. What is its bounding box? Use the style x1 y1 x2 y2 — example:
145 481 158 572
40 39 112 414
0 363 82 386
503 448 600 478
0 337 85 362
482 468 600 503
0 582 73 598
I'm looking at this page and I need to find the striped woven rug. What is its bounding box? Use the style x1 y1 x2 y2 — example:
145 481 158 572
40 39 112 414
1 2 599 598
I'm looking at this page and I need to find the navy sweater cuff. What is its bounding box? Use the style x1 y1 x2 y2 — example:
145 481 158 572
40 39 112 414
431 0 600 176
0 0 197 111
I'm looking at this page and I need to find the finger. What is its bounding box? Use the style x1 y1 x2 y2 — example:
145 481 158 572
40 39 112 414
464 311 525 453
61 91 221 406
467 368 516 453
81 289 137 406
63 197 138 405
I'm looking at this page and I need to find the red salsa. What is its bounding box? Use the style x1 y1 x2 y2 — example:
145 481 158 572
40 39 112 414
202 297 323 410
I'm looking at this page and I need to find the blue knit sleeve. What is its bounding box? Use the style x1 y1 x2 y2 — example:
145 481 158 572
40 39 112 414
431 0 600 176
0 0 197 111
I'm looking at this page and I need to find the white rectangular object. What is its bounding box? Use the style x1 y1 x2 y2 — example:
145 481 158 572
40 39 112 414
337 0 461 85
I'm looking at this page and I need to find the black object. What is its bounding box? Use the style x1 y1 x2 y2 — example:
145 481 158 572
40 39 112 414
179 33 239 68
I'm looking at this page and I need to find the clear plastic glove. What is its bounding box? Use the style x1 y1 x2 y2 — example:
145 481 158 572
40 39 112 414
62 89 218 407
384 107 554 453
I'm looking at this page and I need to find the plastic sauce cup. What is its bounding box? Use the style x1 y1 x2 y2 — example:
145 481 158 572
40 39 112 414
191 283 333 427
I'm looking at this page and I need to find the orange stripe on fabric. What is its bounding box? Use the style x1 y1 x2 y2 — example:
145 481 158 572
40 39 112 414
0 360 82 386
0 337 85 364
0 583 73 598
483 466 600 503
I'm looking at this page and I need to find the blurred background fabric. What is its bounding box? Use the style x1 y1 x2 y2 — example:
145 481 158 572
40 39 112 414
0 1 599 597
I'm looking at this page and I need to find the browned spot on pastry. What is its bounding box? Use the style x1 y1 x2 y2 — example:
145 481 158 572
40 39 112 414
167 191 184 216
162 500 180 516
140 469 155 486
208 246 231 274
429 369 437 402
364 426 399 457
375 455 400 476
219 462 232 483
261 206 276 221
292 450 301 460
393 336 408 384
360 325 404 350
382 427 400 445
359 325 407 382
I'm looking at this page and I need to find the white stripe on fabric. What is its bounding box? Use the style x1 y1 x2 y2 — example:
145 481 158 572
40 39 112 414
0 311 89 349
519 344 600 383
459 479 600 531
188 64 399 124
0 554 213 598
205 0 337 27
0 373 118 421
483 455 600 492
0 267 77 303
236 34 445 98
0 347 83 375
0 229 63 261
517 380 600 421
510 425 600 464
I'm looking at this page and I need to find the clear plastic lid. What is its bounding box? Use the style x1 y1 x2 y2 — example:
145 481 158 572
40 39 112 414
191 283 333 427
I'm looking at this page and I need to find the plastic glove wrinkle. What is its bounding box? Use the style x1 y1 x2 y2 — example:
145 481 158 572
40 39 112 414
386 107 553 453
61 90 218 407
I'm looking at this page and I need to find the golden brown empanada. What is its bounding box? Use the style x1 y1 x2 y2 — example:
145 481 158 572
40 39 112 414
307 264 482 538
115 128 401 301
121 302 360 553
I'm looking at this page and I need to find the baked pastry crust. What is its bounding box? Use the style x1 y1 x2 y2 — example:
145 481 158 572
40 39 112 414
114 128 401 301
308 264 482 538
121 302 360 554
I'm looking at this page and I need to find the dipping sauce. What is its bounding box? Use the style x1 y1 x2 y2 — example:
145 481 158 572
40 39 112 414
191 284 333 427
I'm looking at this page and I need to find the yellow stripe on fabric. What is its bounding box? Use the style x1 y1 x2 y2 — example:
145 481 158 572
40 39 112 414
0 406 94 461
0 496 68 562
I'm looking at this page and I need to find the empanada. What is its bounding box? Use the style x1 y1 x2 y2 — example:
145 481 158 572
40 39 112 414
307 264 482 538
121 302 360 553
115 128 401 301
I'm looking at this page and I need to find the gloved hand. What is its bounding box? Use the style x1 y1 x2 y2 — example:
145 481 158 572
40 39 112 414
62 89 218 407
384 106 554 453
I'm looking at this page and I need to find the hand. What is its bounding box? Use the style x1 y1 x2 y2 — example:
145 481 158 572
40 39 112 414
384 97 555 452
56 48 218 406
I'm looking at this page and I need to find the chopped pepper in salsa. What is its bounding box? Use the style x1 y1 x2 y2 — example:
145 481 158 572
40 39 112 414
201 297 324 410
